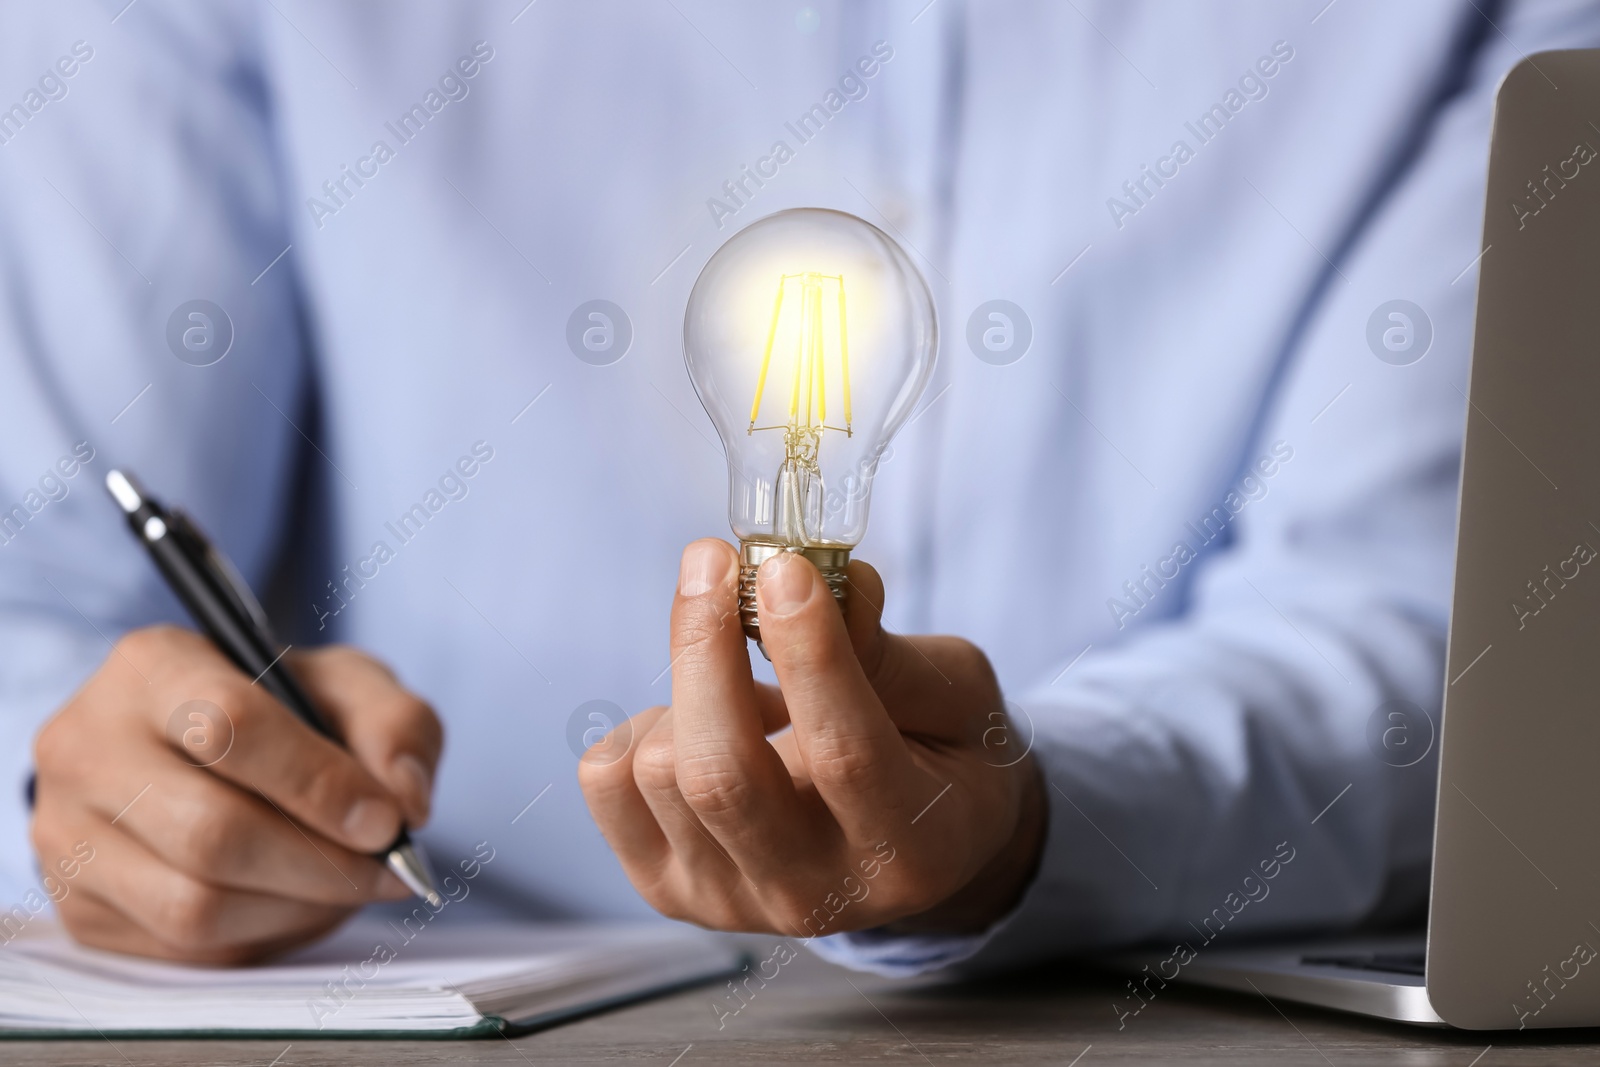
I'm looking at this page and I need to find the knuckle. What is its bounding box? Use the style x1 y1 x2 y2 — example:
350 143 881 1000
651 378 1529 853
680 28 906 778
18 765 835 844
26 815 57 863
631 732 677 793
878 851 952 912
114 624 181 661
762 889 825 936
619 859 689 922
805 739 879 795
326 643 394 679
927 635 997 690
675 755 753 820
52 897 97 943
298 757 361 813
580 707 658 791
578 744 630 796
315 643 364 666
32 715 73 773
781 902 834 937
655 872 741 931
701 897 745 932
869 634 914 692
154 876 226 949
123 626 216 686
674 609 730 654
776 629 838 676
181 675 255 734
646 889 697 925
898 875 955 917
951 638 998 688
172 801 242 872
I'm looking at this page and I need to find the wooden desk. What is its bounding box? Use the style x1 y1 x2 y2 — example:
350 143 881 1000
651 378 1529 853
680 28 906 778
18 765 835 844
9 951 1600 1064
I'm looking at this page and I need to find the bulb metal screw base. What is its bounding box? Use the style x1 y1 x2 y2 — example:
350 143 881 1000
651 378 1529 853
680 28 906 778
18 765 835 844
738 539 849 650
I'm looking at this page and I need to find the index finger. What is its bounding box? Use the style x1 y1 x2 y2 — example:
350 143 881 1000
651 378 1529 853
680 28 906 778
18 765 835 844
289 647 443 828
754 551 927 842
147 644 404 855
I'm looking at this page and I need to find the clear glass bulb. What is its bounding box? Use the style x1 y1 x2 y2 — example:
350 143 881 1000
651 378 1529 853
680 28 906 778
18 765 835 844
683 208 937 639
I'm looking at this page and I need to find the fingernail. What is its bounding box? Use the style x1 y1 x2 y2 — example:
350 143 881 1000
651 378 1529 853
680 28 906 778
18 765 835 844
759 552 813 617
344 798 392 849
393 753 433 821
678 540 725 598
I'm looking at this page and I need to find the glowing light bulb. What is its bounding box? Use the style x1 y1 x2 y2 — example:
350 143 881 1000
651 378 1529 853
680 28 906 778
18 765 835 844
684 208 937 639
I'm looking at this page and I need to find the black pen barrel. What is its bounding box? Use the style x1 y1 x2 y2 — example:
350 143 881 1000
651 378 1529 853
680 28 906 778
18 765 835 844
139 516 336 742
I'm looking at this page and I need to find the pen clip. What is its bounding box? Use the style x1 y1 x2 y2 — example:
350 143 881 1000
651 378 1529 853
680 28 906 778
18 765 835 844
170 511 277 645
208 542 275 637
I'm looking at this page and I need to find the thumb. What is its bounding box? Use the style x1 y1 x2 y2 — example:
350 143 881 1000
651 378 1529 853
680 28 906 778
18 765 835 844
287 647 444 829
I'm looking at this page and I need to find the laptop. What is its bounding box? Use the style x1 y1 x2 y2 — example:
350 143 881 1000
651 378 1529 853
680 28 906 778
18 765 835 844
1150 49 1600 1030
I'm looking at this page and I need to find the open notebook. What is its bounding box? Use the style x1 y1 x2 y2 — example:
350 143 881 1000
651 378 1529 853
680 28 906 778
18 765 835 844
0 918 745 1038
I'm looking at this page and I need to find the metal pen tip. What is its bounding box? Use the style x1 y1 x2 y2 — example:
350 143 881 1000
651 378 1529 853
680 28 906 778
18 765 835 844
387 841 444 908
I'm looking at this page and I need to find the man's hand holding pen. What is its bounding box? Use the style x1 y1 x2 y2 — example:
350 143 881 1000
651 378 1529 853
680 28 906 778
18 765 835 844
31 629 441 963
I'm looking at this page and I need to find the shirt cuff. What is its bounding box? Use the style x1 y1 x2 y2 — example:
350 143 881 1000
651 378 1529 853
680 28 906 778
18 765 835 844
806 919 1013 977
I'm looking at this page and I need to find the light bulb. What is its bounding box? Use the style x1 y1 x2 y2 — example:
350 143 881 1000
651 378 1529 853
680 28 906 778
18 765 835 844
683 208 937 640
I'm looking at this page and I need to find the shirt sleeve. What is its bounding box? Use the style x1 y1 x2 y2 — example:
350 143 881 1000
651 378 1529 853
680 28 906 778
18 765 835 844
0 0 306 903
814 0 1600 976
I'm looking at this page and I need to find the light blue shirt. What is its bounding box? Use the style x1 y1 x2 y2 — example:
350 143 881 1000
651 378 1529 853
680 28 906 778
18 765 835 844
2 0 1597 976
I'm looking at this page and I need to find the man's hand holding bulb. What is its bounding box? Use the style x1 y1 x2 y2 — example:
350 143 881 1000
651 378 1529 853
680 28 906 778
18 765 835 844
584 209 1046 939
578 538 1047 939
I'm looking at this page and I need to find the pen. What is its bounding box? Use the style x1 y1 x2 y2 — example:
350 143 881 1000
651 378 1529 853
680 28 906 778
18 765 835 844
102 468 444 908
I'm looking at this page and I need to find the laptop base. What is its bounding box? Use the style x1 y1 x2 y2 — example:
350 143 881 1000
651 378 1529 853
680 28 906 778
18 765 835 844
1167 936 1444 1026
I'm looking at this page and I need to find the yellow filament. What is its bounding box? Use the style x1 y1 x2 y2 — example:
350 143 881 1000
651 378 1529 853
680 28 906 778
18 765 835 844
789 279 805 424
748 280 786 429
811 281 825 426
748 271 852 439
